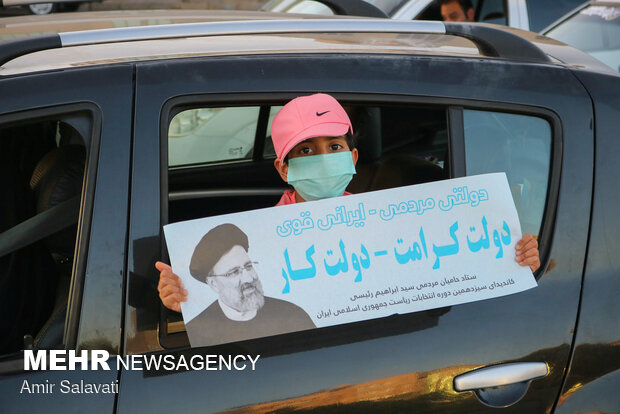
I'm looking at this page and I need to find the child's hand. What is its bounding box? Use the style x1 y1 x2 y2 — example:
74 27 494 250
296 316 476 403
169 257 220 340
156 261 188 313
515 234 540 273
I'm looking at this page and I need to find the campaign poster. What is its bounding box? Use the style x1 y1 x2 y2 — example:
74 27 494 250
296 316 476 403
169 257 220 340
163 173 537 347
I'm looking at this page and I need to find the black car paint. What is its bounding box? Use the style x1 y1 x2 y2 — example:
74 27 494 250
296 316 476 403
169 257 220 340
553 69 620 413
0 48 618 414
122 54 590 413
0 64 133 411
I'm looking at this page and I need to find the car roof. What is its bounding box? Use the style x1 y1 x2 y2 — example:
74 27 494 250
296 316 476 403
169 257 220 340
0 10 303 40
0 10 616 77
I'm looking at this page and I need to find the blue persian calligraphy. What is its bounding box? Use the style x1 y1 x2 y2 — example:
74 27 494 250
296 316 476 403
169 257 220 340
283 240 371 293
465 216 511 258
351 245 371 283
466 216 490 252
432 221 460 269
276 187 490 238
379 198 435 221
439 186 489 211
492 220 511 258
281 216 513 293
324 240 349 276
393 227 429 264
281 245 317 293
276 211 315 237
317 203 366 230
324 240 370 282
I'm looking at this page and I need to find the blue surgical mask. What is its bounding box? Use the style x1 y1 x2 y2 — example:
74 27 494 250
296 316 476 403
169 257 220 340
286 151 356 201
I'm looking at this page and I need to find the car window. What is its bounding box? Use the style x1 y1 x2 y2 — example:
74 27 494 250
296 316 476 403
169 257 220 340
0 112 91 355
475 0 507 25
364 0 410 16
463 109 552 237
263 0 408 16
162 100 449 348
416 0 481 23
263 105 282 158
526 0 585 32
415 1 442 21
169 106 261 167
546 5 620 72
162 100 557 350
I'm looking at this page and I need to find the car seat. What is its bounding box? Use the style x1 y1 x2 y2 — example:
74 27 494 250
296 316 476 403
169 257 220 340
30 144 85 349
348 107 446 194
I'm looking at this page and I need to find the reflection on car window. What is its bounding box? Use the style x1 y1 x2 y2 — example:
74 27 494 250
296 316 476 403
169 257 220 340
463 110 551 236
364 0 410 16
526 0 585 32
168 107 260 167
546 6 620 72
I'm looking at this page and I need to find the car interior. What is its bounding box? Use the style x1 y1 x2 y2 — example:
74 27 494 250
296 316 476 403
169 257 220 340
0 117 87 355
163 101 451 341
167 103 449 223
0 98 552 353
0 101 450 354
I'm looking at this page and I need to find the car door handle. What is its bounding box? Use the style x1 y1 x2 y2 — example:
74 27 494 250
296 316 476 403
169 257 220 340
453 362 548 408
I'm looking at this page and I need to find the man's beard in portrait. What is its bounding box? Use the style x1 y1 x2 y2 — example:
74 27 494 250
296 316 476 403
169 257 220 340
235 278 265 312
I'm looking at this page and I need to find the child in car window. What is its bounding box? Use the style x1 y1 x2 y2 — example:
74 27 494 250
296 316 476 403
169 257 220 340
157 93 540 312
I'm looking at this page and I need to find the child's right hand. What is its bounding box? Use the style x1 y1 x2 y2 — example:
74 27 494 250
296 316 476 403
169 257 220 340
156 261 188 313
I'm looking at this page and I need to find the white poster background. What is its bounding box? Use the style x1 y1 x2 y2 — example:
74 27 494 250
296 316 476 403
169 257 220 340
164 173 537 344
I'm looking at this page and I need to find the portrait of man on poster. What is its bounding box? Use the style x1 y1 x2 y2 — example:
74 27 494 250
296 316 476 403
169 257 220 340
183 223 315 347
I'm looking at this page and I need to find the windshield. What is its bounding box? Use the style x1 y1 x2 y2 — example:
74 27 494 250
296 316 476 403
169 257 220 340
263 0 410 16
363 0 410 15
546 5 620 72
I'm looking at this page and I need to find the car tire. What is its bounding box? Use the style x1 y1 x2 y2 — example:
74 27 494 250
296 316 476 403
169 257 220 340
27 3 57 15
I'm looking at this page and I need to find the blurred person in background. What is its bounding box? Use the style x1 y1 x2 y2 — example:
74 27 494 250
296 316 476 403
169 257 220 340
439 0 474 22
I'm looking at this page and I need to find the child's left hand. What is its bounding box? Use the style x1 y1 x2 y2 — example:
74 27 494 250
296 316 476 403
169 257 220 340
515 233 540 272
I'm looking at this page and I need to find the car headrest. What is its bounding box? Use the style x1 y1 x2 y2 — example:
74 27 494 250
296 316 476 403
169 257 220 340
351 107 382 163
30 145 85 263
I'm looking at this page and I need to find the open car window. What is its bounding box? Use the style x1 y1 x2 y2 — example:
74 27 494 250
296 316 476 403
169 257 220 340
0 110 93 355
160 98 554 349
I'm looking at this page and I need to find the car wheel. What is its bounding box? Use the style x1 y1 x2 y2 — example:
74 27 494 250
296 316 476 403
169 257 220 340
28 3 57 15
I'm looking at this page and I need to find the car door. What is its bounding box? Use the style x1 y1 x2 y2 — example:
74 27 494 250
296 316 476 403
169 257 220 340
0 64 133 414
118 51 593 413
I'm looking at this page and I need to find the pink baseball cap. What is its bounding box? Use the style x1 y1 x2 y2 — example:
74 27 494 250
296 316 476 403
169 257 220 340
271 93 353 160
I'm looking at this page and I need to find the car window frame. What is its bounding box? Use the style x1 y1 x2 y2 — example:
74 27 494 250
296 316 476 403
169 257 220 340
156 92 562 351
0 102 101 369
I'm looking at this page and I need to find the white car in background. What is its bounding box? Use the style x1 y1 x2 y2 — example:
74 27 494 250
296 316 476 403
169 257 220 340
263 0 585 32
543 0 620 72
1 0 99 15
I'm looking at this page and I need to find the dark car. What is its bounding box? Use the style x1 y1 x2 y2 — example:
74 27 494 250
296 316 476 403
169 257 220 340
0 10 619 414
262 0 586 31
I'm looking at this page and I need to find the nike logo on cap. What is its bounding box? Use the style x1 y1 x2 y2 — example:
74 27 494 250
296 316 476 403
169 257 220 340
316 111 330 117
